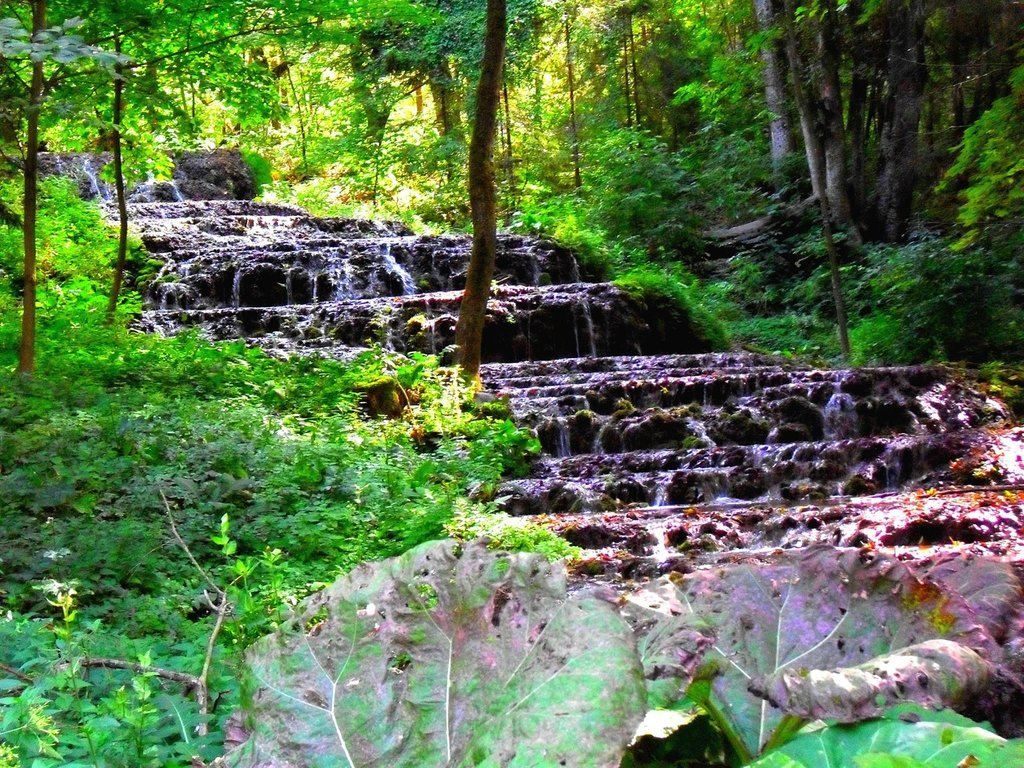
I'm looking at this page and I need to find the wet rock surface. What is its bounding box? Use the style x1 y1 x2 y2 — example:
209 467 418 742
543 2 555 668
114 176 1024 751
128 195 1024 573
134 200 713 361
127 190 1024 576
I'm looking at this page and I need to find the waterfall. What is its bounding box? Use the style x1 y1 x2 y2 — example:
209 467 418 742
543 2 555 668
824 391 858 440
380 241 417 295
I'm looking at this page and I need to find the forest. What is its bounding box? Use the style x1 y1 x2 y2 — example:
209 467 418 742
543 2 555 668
1 0 1023 765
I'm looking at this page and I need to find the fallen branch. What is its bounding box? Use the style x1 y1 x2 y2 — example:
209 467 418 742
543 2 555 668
705 195 816 244
0 661 33 685
75 658 202 689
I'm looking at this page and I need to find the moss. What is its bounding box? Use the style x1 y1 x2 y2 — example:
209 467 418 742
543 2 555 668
358 376 409 418
614 265 730 351
242 151 274 194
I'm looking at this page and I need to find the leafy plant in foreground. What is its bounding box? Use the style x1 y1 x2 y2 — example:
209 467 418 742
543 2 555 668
625 547 1017 763
231 539 647 767
747 706 1024 768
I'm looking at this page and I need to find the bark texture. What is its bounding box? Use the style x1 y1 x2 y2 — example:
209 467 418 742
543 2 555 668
752 0 794 177
781 0 850 358
18 0 46 376
107 41 130 324
875 0 927 242
455 0 507 380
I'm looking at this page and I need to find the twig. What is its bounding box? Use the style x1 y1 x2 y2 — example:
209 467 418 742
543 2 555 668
0 661 33 685
161 491 222 596
76 658 202 689
195 589 230 735
160 491 231 736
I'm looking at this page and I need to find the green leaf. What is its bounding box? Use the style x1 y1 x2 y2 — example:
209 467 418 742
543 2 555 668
230 540 648 767
627 548 1005 756
750 709 1024 768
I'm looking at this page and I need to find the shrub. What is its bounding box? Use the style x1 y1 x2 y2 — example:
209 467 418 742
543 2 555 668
849 236 1024 364
614 264 730 351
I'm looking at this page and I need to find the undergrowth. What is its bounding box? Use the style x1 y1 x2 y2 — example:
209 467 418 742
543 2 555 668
0 182 544 765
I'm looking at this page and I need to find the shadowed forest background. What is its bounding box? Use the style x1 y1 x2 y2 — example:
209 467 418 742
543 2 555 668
1 0 1024 765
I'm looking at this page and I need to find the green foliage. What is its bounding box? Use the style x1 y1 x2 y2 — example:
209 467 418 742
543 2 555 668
584 130 703 260
848 237 1024 365
944 65 1024 245
0 177 136 287
445 499 582 560
242 151 274 194
747 706 1024 768
614 265 730 351
0 183 542 762
510 193 615 280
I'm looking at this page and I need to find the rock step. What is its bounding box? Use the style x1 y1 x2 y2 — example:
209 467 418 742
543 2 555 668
140 282 715 362
546 483 1024 579
498 430 992 515
145 234 582 310
492 366 947 402
512 375 1001 457
480 352 803 381
127 200 308 220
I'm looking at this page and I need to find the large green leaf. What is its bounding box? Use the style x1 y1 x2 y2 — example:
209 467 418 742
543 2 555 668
229 540 647 768
748 707 1024 768
627 547 1003 757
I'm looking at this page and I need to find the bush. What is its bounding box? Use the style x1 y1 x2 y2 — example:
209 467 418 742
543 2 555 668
0 182 545 764
614 264 730 351
585 129 703 260
849 236 1024 364
510 193 616 280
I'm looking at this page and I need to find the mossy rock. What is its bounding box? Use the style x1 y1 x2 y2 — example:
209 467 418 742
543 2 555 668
358 376 409 419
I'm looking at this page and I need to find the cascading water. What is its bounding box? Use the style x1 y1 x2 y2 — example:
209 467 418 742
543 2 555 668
117 176 1023 577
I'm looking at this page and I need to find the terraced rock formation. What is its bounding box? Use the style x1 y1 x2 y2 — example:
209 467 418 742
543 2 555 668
136 200 712 360
134 196 1024 579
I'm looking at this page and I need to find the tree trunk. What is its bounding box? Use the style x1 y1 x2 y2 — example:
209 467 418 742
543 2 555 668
285 64 308 174
816 0 858 239
845 1 871 220
875 0 927 242
502 77 516 199
847 67 869 219
107 40 130 325
781 0 824 201
429 60 464 138
455 0 506 381
752 0 794 178
622 33 633 127
18 0 45 376
782 0 850 359
564 13 582 189
627 10 642 128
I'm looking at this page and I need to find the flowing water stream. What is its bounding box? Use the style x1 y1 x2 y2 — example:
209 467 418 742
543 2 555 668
130 196 1024 576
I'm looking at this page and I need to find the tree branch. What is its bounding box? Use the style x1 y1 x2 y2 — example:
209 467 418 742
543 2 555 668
75 658 202 689
0 661 32 684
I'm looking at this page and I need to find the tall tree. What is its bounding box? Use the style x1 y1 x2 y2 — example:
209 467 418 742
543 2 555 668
815 0 858 240
782 0 851 358
106 36 129 324
454 0 507 380
17 0 46 376
874 0 927 242
564 9 582 189
752 0 794 180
